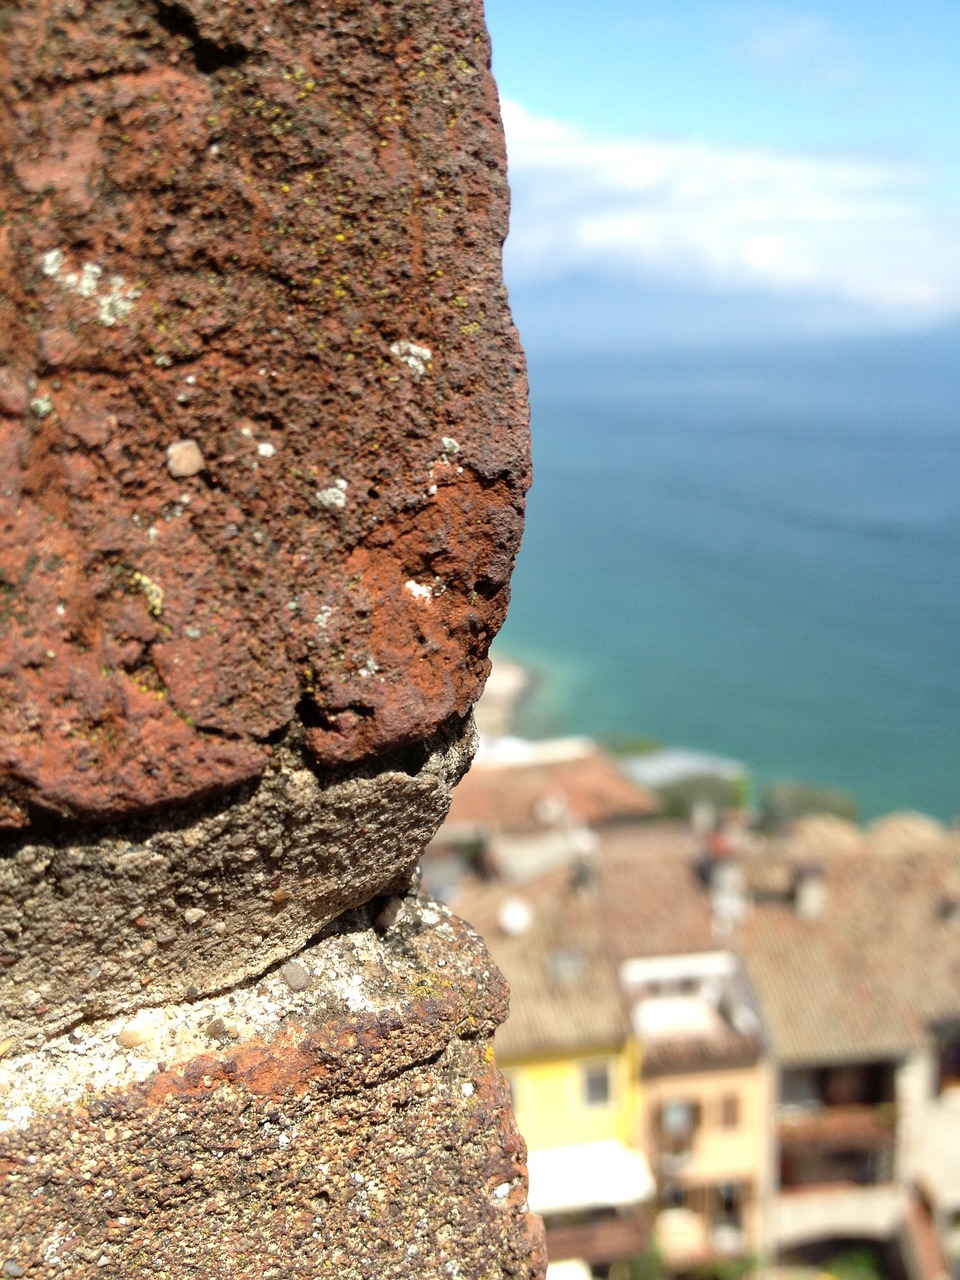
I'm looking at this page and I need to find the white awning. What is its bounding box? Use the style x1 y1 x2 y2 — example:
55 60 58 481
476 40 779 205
527 1140 655 1216
546 1261 593 1280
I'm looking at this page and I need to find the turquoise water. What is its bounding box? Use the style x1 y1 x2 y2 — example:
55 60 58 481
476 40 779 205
496 329 960 820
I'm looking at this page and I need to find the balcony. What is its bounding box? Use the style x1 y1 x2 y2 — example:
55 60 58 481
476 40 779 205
769 1184 908 1252
545 1209 652 1268
778 1103 897 1149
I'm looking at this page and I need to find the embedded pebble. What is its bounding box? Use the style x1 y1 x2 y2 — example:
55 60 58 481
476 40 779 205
182 907 207 926
117 1014 158 1049
3 1261 26 1278
375 896 403 931
165 439 205 478
281 960 312 992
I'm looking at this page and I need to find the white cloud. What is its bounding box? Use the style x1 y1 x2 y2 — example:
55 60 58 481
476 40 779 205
502 100 960 319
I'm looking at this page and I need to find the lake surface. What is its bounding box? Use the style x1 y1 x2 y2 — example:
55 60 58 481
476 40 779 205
496 328 960 820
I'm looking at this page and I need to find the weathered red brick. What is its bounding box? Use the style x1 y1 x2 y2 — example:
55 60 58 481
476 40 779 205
0 0 528 826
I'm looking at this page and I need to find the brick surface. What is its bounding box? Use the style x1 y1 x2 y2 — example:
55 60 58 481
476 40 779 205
0 901 546 1278
0 0 528 826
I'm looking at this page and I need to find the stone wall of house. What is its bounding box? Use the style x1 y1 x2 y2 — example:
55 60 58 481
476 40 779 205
0 0 541 1273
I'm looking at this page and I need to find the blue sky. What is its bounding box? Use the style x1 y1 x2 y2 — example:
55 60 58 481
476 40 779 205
484 1 960 345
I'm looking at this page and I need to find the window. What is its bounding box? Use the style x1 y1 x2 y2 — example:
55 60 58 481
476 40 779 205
720 1094 740 1128
581 1060 612 1108
662 1182 686 1208
660 1099 700 1137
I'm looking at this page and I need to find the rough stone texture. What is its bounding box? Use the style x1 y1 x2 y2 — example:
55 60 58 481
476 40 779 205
0 715 475 1046
0 0 528 828
0 1 541 1272
0 900 547 1277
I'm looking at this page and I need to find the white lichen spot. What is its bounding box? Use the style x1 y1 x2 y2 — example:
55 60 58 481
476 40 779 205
358 657 379 679
30 396 53 418
461 1081 475 1097
338 971 371 1013
427 484 437 496
42 1229 66 1267
390 339 433 377
314 605 333 630
257 442 276 458
39 251 142 327
55 604 65 617
405 580 432 601
77 263 103 299
131 571 164 618
98 276 141 327
493 1182 511 1200
316 479 348 508
40 249 65 277
0 1102 35 1134
441 436 460 454
184 375 196 386
147 525 159 542
154 353 173 367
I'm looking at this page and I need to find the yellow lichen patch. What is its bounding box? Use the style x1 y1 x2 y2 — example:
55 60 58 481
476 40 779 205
130 571 164 618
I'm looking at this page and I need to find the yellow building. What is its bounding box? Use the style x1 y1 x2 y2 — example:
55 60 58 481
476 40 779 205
460 871 655 1273
623 951 774 1268
454 823 775 1277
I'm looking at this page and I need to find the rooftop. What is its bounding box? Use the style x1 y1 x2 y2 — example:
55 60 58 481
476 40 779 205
737 826 960 1066
454 811 960 1069
438 742 659 841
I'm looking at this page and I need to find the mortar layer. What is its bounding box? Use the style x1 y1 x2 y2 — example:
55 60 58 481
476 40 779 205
0 714 476 1046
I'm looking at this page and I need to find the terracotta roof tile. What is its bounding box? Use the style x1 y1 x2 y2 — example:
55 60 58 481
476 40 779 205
442 750 658 838
738 835 960 1066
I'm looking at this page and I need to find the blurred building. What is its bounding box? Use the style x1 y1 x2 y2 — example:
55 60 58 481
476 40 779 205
454 822 774 1275
737 817 960 1276
444 751 960 1280
424 735 658 898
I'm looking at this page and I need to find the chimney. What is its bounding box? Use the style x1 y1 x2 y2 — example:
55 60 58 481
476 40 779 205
794 864 826 920
571 852 595 892
710 859 747 938
498 896 534 936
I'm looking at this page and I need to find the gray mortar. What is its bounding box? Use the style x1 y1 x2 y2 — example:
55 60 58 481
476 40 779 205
0 894 499 1133
0 715 477 1047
